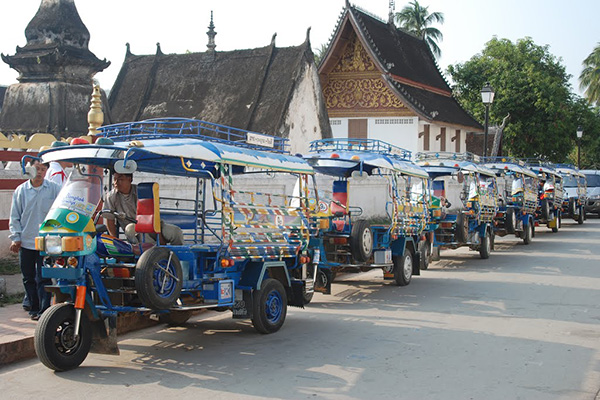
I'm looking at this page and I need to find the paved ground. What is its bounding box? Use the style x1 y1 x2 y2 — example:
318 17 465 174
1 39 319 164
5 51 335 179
1 219 599 399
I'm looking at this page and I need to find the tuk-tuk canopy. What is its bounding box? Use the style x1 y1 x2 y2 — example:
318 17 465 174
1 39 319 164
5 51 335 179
305 138 429 179
39 119 313 178
415 152 497 178
483 157 538 178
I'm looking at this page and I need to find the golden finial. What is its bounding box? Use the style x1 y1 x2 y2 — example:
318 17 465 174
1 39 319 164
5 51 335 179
87 84 103 135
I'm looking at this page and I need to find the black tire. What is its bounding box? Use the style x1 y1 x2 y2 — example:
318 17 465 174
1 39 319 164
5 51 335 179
34 303 92 371
479 229 491 259
135 247 183 310
551 211 559 233
523 221 533 245
455 213 468 243
252 278 287 334
505 208 516 234
393 250 413 286
303 291 314 304
418 240 431 270
577 207 584 225
350 220 373 262
159 310 194 326
541 199 551 221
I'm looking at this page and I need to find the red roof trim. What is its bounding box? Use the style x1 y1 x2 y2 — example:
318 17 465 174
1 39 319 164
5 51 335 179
389 73 452 97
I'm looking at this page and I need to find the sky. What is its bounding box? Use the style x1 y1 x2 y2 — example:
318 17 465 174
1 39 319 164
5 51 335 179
0 0 598 97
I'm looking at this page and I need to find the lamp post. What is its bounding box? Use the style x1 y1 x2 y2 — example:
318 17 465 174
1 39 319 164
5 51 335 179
481 82 495 158
576 126 583 169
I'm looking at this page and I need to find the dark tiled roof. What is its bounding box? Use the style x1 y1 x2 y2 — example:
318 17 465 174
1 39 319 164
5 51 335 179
321 4 482 131
109 40 330 138
388 78 483 130
350 7 450 92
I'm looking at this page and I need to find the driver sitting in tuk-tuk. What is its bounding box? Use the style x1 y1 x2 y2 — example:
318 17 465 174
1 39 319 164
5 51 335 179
104 172 184 245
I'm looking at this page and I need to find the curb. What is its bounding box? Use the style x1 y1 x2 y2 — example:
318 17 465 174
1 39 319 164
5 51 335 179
0 311 160 367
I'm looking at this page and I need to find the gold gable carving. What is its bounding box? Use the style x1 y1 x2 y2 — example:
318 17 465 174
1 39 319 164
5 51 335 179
333 35 377 73
324 33 413 117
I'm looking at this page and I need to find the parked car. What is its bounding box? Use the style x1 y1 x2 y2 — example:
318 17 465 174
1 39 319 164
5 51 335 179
582 170 600 217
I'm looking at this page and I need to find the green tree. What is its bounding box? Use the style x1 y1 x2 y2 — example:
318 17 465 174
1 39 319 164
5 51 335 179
447 37 577 161
580 43 600 106
395 1 444 58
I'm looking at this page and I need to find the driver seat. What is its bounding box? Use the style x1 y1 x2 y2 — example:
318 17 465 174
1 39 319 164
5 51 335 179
135 182 161 236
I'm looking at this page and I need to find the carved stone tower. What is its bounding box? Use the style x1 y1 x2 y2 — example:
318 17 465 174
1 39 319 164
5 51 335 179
0 0 111 137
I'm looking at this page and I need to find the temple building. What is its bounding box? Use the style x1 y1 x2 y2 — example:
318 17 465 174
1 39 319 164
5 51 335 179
0 0 110 138
318 1 482 154
108 14 331 154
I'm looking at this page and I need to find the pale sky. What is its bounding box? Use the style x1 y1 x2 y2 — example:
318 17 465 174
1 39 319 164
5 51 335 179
0 0 597 97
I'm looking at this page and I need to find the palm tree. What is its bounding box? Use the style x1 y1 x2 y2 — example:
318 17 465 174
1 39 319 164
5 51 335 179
395 1 444 58
580 43 600 105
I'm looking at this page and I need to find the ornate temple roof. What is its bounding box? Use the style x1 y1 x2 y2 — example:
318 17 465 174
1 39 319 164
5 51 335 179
108 32 330 138
319 2 482 131
1 0 110 84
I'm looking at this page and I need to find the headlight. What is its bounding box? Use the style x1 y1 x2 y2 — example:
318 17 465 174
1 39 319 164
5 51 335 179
45 236 62 255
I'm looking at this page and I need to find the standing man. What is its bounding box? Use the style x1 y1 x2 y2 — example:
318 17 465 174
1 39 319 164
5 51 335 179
9 160 61 320
104 172 183 245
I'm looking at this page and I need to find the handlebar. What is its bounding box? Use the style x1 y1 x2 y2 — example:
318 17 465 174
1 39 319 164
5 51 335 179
94 209 138 225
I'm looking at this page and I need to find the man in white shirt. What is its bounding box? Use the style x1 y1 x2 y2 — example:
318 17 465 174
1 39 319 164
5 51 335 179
9 161 61 320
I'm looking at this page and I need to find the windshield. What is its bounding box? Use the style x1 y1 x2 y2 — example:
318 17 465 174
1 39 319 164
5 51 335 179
562 175 578 187
511 177 524 195
584 173 600 187
48 165 103 218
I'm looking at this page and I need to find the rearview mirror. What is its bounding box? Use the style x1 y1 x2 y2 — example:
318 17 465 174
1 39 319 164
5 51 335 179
21 165 37 180
114 159 137 174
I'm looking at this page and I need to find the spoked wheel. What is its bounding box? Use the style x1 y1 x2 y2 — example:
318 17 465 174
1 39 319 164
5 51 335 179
252 278 287 334
393 251 413 286
135 247 183 310
479 229 491 259
34 303 92 371
350 220 373 262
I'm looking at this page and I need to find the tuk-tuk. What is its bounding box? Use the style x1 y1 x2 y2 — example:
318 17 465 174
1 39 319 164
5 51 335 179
27 118 320 371
527 161 564 232
555 164 586 224
484 157 539 244
416 152 498 259
304 138 430 288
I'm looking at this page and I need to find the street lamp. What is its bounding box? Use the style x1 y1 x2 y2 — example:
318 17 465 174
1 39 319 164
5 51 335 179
481 82 495 158
577 126 583 169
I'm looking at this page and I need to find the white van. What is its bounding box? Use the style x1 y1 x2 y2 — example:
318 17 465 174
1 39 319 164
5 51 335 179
582 170 600 216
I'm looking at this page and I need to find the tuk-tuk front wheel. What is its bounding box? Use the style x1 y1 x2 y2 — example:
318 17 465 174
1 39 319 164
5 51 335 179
393 251 413 286
252 278 287 334
479 229 491 259
523 222 533 245
34 303 92 371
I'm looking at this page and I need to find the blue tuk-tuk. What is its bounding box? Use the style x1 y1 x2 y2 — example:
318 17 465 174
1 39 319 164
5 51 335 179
484 157 539 244
304 138 430 289
416 152 498 259
26 118 320 371
527 161 565 232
